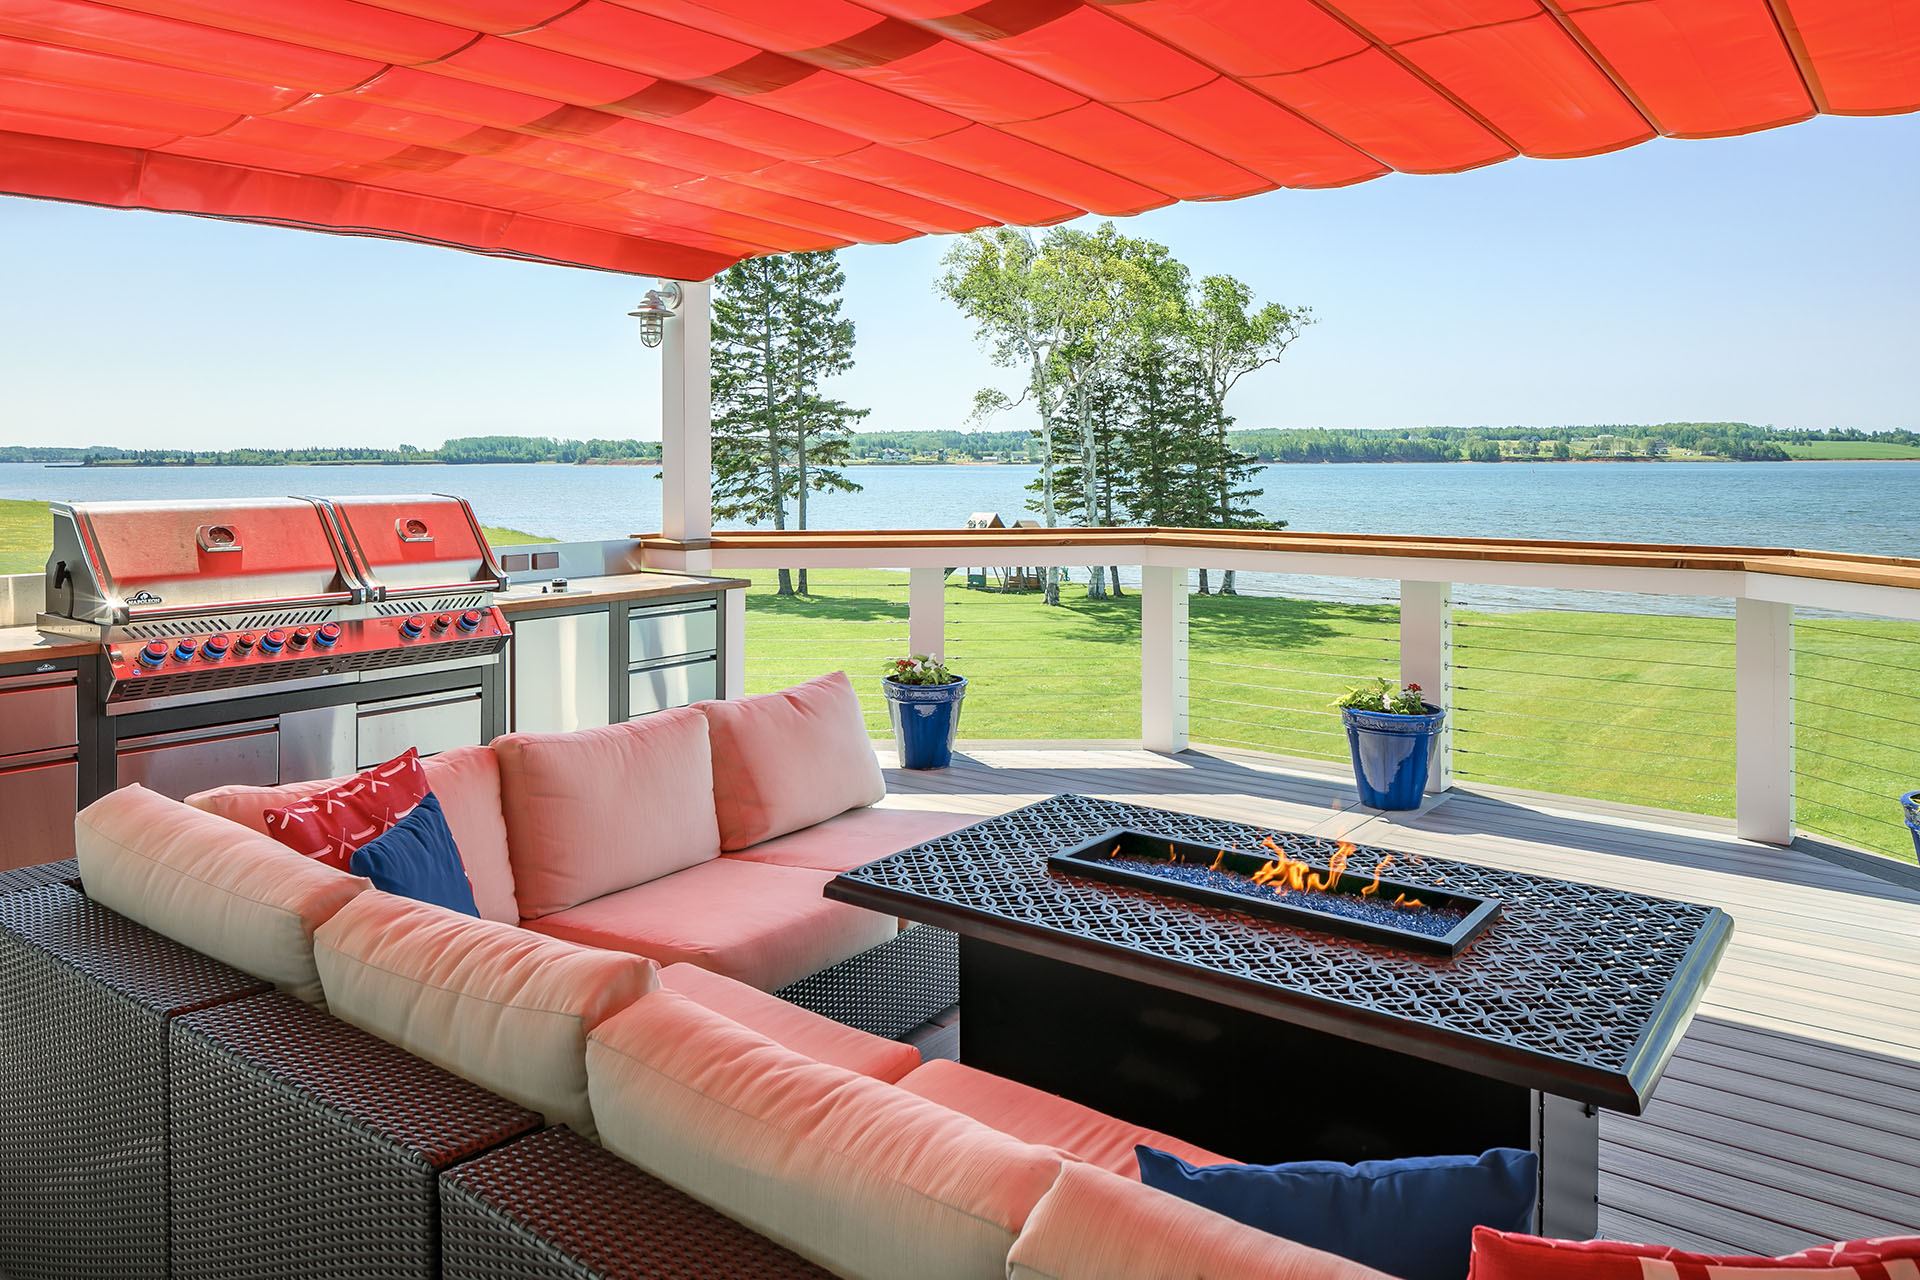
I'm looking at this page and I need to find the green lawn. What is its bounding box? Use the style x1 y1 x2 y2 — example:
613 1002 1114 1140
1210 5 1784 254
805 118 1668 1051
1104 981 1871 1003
0 498 540 571
738 568 1920 864
1781 442 1920 460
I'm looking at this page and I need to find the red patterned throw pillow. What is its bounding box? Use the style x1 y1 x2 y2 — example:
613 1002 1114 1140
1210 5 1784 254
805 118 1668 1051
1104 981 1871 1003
263 749 432 871
1469 1228 1920 1278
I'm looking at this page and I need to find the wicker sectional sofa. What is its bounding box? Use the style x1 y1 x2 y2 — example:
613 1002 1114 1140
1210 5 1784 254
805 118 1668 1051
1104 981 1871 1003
0 674 1394 1280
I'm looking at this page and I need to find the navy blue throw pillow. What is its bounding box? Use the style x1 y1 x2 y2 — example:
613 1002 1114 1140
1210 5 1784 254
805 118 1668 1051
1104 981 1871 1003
347 792 479 917
1135 1145 1538 1280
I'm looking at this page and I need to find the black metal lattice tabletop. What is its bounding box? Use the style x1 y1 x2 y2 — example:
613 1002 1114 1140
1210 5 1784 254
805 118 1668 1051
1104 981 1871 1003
827 794 1732 1112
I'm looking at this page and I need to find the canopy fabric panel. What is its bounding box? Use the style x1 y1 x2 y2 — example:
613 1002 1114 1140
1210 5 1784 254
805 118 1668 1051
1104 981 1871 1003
0 0 1913 277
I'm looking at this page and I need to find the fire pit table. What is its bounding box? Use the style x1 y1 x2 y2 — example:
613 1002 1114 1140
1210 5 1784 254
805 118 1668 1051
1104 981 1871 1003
826 794 1732 1239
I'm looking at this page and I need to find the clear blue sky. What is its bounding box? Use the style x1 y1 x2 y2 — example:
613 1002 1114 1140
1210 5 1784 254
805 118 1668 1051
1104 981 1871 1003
1 112 1914 451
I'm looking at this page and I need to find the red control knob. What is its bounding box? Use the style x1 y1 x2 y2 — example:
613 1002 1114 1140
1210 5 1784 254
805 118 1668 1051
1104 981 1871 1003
201 634 231 660
138 641 169 668
431 614 453 632
259 630 287 654
314 623 342 649
233 634 257 653
457 610 484 633
288 627 314 649
399 615 427 639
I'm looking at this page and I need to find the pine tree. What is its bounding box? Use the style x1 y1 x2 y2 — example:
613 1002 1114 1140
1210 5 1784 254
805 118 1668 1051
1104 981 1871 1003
779 251 866 594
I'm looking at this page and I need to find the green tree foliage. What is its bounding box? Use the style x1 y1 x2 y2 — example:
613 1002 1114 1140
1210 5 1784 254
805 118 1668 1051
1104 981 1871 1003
710 250 866 596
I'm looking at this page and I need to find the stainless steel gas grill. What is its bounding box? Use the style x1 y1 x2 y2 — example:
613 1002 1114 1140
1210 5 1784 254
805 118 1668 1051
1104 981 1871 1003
39 495 512 801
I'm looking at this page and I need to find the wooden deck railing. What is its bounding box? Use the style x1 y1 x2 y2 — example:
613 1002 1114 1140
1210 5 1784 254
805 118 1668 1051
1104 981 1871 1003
640 527 1920 860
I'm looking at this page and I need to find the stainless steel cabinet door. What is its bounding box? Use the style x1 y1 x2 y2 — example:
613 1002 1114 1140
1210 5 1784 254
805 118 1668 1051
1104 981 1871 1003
116 722 279 800
510 611 611 733
0 752 78 868
356 689 484 767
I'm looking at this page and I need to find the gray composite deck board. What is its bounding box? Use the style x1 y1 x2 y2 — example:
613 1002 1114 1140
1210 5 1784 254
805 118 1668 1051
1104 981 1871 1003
880 743 1920 1255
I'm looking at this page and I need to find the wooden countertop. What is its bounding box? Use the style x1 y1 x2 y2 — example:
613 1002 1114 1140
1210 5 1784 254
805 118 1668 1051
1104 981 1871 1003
0 626 96 665
494 571 747 615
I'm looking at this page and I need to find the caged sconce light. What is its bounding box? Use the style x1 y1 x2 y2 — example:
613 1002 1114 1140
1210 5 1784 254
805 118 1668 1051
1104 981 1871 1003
628 280 683 348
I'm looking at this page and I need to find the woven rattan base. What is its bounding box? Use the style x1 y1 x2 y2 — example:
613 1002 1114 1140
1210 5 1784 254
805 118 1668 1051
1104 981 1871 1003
0 885 268 1280
442 1126 832 1280
774 923 959 1040
0 859 80 897
170 990 541 1280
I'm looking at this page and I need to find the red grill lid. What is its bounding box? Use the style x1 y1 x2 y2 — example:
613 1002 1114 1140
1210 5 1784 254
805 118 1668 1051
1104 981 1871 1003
320 495 506 600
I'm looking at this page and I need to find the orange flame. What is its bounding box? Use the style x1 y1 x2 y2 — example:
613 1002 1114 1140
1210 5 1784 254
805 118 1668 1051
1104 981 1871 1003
1247 839 1354 895
1359 855 1395 897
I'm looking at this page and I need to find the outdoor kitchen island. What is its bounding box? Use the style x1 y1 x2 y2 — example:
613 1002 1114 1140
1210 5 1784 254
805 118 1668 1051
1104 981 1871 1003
826 793 1733 1241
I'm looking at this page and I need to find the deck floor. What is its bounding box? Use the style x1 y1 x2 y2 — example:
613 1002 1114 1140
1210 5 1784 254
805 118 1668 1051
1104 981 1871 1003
876 743 1920 1255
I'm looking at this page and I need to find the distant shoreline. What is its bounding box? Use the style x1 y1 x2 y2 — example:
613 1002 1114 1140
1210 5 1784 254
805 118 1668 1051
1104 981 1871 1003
19 455 1919 469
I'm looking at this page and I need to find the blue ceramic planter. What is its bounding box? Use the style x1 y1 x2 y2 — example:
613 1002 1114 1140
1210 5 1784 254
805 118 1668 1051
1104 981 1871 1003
1903 791 1920 861
883 676 967 770
1342 704 1446 810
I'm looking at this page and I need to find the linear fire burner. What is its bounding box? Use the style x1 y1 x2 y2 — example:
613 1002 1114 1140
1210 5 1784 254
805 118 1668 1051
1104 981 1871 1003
1049 828 1502 957
828 795 1732 1238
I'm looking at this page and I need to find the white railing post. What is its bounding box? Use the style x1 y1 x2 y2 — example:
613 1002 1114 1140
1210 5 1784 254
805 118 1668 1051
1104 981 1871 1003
1735 598 1795 845
1141 565 1190 754
1399 580 1454 793
658 278 712 574
908 567 946 660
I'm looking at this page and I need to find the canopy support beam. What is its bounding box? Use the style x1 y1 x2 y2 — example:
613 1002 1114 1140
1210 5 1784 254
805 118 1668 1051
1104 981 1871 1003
658 279 712 574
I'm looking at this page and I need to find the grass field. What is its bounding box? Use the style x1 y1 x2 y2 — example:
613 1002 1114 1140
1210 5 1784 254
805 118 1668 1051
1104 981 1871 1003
1781 442 1920 460
739 568 1920 864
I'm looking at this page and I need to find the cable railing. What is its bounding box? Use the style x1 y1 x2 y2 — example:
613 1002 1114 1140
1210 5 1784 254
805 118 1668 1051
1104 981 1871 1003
1792 616 1920 861
1451 595 1738 817
737 567 906 734
1186 575 1399 766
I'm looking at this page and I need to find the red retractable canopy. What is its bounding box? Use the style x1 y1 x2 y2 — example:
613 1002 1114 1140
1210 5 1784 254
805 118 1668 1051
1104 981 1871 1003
1 0 1914 277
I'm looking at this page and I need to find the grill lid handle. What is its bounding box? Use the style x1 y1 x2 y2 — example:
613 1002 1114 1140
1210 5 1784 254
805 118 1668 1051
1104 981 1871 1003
395 517 434 544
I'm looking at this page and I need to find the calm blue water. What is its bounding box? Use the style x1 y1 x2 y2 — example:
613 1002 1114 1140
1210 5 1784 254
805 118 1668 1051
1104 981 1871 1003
4 459 1912 615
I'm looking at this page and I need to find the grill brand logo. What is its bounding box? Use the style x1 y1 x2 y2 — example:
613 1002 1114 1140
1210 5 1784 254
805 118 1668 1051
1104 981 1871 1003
126 590 164 605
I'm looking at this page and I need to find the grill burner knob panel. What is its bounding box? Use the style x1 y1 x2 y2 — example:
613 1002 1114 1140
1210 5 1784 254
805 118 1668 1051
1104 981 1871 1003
399 615 426 639
457 610 483 633
201 635 231 660
139 641 169 668
288 627 314 649
259 630 287 654
314 623 342 648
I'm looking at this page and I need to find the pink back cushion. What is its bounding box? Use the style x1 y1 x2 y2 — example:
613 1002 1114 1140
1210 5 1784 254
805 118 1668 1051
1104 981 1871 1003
1008 1163 1399 1280
185 745 518 925
494 708 721 919
1466 1228 1920 1278
700 672 885 851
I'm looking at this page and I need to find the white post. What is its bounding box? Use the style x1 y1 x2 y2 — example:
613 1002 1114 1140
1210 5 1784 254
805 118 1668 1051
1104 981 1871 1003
1735 598 1795 845
909 567 946 660
1141 565 1189 754
721 584 747 700
658 278 712 574
1399 580 1453 793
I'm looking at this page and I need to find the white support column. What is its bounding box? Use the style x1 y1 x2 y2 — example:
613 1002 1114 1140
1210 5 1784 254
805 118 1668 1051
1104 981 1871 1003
908 567 947 660
1735 597 1795 845
720 583 747 700
1141 565 1190 754
1399 580 1454 793
658 278 712 574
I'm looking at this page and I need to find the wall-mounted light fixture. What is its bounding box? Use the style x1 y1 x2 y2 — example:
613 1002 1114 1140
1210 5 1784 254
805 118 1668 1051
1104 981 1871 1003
628 280 683 348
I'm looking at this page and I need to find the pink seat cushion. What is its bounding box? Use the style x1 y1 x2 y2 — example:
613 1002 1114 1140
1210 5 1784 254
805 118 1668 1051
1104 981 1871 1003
700 673 886 851
494 708 721 919
523 857 897 992
658 962 920 1083
1007 1163 1398 1280
899 1059 1231 1177
186 744 518 926
726 805 977 873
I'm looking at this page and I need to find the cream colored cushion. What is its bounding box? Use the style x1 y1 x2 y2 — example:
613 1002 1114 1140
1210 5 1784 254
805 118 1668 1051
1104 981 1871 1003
1008 1163 1398 1280
587 988 1065 1280
314 890 656 1136
76 783 367 1006
186 744 519 925
699 672 887 851
494 707 721 919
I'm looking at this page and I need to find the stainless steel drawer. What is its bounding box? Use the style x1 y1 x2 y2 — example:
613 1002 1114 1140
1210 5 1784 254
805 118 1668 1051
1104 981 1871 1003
117 722 279 801
0 671 78 758
629 600 717 664
356 689 484 767
0 752 79 869
628 657 717 718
